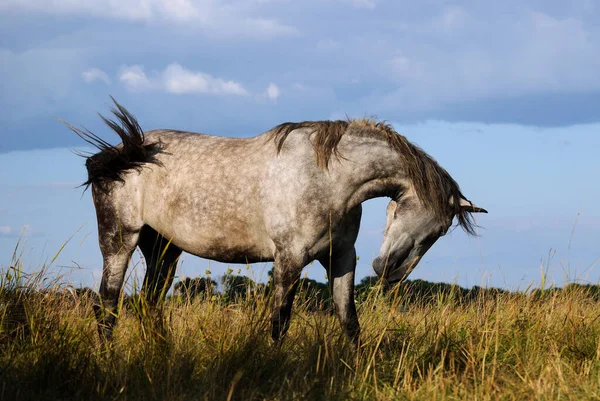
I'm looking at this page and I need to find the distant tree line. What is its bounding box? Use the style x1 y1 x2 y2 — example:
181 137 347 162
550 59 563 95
172 271 332 311
37 270 600 310
167 272 600 309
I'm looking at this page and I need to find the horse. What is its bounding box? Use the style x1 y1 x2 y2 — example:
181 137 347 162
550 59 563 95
64 98 486 343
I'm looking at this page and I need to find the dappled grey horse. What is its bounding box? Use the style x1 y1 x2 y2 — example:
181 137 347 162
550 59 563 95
65 98 486 342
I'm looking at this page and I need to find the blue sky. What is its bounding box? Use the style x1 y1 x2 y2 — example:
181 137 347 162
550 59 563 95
1 0 599 290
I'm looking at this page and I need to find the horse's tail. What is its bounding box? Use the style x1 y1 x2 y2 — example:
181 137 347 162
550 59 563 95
61 96 162 192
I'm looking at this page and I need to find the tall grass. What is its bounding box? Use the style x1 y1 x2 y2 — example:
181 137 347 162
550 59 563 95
2 260 600 401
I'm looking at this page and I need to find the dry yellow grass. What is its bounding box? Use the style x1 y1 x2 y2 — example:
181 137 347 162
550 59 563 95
1 263 600 401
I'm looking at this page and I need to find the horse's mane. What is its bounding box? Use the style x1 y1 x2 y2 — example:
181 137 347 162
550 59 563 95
269 119 476 235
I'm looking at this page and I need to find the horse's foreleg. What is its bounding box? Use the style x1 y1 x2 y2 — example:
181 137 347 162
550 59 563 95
94 226 141 342
320 247 360 343
271 253 303 342
139 227 183 305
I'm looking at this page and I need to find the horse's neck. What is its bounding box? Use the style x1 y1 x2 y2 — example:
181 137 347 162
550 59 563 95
341 138 408 208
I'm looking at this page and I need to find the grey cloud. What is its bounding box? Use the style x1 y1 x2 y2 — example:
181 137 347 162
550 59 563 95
2 0 600 153
375 8 600 112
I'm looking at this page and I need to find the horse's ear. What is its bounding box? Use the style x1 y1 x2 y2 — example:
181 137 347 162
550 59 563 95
385 199 397 227
387 199 397 213
450 197 488 213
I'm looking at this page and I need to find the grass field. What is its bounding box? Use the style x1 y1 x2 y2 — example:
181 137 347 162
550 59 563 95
1 263 600 401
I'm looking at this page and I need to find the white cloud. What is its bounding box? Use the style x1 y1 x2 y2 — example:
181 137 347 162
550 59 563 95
265 83 280 101
118 63 248 96
82 68 111 85
0 226 11 235
163 63 248 95
118 65 154 92
0 0 297 38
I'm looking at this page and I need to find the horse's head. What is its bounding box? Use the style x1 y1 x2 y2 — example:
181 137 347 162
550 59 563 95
372 197 487 284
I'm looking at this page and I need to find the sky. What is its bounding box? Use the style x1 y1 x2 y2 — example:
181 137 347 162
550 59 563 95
0 0 599 291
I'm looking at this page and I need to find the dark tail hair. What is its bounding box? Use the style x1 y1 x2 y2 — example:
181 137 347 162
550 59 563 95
60 96 162 192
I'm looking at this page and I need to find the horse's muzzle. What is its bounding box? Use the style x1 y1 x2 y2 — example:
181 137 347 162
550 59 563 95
372 256 386 277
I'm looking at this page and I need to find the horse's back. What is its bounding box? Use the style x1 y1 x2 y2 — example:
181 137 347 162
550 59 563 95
128 129 278 262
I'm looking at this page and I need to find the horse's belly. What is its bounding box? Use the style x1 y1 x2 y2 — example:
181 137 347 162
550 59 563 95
141 166 274 263
183 242 274 264
149 217 274 264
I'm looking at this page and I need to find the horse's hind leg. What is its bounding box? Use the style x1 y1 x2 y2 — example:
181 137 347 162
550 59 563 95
138 226 182 305
93 190 143 342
